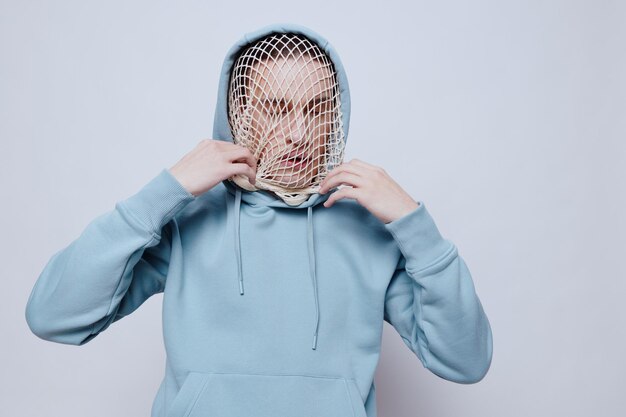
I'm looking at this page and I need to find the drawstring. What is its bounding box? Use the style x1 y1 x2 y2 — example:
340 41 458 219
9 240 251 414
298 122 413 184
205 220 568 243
307 205 320 350
232 187 320 350
235 188 244 295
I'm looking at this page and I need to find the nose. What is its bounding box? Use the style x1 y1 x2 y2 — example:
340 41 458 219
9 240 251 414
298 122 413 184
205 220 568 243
286 109 307 144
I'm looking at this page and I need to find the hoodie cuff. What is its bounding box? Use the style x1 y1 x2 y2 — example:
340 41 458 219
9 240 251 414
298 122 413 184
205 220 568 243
115 168 196 235
383 201 454 275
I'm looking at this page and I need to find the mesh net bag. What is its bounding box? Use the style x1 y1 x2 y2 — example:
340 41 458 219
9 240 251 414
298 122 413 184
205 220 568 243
227 33 346 206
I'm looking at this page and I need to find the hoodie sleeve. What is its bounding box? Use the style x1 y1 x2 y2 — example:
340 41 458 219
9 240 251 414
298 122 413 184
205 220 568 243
382 201 493 384
25 168 196 346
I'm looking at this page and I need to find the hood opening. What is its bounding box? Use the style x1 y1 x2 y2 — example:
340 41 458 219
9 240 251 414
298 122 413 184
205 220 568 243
226 31 344 206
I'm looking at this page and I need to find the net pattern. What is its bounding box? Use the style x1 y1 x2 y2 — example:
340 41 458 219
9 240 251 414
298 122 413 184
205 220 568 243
227 33 345 206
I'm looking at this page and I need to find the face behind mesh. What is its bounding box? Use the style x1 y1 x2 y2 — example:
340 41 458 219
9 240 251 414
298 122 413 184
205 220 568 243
227 33 345 206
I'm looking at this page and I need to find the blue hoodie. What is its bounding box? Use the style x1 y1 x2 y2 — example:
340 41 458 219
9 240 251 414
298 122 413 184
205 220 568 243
25 23 493 417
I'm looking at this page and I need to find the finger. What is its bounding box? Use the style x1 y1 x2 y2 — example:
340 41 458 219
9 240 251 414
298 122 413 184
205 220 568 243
323 186 359 207
322 163 364 186
227 147 257 170
229 163 257 184
320 172 364 193
349 158 378 170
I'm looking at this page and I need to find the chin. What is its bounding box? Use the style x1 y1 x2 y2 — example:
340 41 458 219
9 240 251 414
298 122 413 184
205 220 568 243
269 173 310 189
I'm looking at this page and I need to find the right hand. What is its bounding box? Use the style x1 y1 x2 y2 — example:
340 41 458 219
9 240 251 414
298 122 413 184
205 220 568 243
168 139 257 197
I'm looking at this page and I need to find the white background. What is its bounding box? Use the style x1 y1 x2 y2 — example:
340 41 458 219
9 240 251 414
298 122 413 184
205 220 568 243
2 1 625 416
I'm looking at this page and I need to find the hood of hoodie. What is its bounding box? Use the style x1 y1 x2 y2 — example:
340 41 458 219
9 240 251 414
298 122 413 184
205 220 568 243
210 23 352 350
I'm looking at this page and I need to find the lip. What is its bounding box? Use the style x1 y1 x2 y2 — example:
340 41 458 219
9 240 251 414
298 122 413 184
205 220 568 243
280 158 307 169
280 149 309 163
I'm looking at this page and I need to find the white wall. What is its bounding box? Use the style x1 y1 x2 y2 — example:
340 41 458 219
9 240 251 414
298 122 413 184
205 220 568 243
2 0 624 416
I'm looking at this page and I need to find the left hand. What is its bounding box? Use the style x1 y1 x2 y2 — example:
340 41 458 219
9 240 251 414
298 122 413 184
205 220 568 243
318 158 421 224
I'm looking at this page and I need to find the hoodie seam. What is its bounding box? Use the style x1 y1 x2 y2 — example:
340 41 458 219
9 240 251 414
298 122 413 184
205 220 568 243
117 197 188 239
413 285 430 368
183 377 210 417
385 232 445 368
342 378 358 417
407 244 458 279
387 223 457 279
188 370 350 380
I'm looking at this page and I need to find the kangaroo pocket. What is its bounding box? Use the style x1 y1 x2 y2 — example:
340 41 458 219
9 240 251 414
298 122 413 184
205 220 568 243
166 371 367 417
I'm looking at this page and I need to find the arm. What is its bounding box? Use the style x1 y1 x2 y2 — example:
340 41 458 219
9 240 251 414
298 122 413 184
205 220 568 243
383 202 493 384
25 168 196 346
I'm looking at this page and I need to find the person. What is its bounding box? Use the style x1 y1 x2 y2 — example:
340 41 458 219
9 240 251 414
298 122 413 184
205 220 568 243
25 23 493 417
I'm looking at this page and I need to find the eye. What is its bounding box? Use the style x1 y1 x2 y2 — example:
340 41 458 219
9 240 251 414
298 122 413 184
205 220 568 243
310 101 330 116
268 106 288 116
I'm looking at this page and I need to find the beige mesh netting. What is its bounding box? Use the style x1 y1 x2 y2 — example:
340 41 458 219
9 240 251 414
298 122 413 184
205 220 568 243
227 33 346 206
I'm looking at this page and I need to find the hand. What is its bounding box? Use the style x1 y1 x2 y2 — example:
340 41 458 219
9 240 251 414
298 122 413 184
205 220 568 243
169 139 257 197
318 159 420 224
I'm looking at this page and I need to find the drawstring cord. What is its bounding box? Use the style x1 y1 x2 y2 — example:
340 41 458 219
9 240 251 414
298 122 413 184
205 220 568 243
233 188 320 350
307 205 320 350
235 188 244 295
